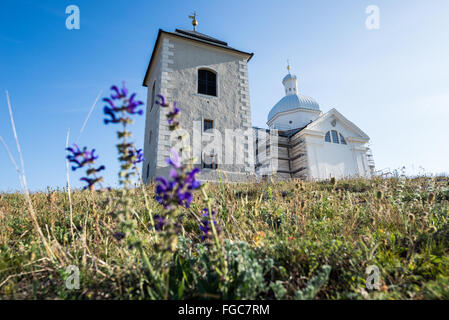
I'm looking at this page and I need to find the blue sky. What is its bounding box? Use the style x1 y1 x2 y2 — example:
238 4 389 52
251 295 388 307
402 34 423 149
1 0 448 192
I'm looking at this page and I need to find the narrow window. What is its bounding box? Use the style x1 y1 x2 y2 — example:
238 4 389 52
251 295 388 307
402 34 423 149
149 131 152 144
198 69 217 96
325 131 331 143
150 81 156 112
331 130 339 144
146 163 150 179
203 119 214 132
202 154 217 169
339 133 347 145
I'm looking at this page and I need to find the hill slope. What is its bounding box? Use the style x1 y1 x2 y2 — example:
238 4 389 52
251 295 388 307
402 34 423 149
0 177 448 299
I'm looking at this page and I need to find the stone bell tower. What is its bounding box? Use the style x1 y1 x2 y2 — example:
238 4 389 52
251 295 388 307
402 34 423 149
142 16 255 182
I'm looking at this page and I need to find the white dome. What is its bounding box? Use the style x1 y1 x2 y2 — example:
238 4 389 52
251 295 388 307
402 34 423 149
268 93 320 122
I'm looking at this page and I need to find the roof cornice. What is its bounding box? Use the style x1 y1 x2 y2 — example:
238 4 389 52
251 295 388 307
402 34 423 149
267 107 321 126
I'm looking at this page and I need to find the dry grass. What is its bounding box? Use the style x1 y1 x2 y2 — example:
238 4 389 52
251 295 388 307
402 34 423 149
0 176 448 299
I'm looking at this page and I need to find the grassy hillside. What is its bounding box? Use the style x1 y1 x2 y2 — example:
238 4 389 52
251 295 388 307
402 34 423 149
0 176 448 299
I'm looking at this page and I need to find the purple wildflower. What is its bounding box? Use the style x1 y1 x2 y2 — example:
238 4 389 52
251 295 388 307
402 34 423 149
199 208 217 241
155 148 201 209
126 93 144 115
66 143 105 190
112 231 126 241
103 106 121 124
155 94 169 107
66 144 99 171
103 82 144 124
167 102 180 126
153 215 167 231
111 82 128 100
132 148 145 165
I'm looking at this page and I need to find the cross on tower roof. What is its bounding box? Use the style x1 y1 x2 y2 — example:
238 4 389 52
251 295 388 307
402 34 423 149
188 11 198 31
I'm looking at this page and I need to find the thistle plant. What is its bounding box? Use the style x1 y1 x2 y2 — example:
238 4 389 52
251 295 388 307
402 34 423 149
66 143 105 190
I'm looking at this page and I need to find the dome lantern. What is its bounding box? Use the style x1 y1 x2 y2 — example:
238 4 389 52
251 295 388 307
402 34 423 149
282 62 298 96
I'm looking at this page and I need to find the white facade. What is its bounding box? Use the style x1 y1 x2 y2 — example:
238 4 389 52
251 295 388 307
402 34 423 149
299 109 372 179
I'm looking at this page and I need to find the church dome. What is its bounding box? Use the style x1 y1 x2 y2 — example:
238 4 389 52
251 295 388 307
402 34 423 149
268 66 320 122
268 94 320 122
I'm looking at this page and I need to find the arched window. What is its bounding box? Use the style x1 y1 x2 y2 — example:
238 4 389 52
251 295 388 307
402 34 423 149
325 130 347 145
198 69 217 96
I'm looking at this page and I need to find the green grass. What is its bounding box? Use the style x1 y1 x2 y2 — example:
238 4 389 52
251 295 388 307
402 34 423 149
0 176 448 299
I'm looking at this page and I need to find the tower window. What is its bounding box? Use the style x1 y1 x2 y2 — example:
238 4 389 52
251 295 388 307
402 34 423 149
198 69 217 96
339 133 347 145
150 81 156 112
325 131 331 143
203 119 214 131
146 163 150 179
202 154 218 170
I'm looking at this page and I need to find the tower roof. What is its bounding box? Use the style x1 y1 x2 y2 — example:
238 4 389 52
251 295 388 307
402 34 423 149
143 29 254 87
174 29 228 46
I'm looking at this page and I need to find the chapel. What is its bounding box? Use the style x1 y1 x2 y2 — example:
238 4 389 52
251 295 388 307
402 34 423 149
142 17 374 182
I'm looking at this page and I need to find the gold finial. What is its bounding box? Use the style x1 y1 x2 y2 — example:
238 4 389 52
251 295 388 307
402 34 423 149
287 59 291 74
189 11 198 31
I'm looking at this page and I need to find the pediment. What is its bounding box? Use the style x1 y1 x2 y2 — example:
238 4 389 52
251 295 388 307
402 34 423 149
305 108 370 141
